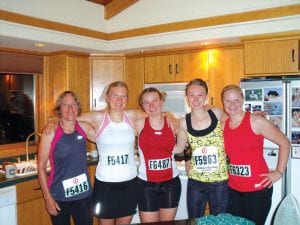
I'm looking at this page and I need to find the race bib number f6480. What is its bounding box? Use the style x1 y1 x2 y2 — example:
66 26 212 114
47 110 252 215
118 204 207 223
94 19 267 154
62 173 89 198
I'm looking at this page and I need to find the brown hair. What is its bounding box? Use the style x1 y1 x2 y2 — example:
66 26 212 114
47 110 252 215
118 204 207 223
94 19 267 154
221 84 244 101
185 78 208 95
106 81 128 96
138 87 165 109
53 91 81 117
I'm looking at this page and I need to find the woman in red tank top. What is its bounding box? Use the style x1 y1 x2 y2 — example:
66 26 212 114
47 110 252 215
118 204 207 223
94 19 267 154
221 84 290 225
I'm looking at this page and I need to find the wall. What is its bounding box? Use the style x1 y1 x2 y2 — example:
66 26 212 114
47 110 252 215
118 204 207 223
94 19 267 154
1 1 300 53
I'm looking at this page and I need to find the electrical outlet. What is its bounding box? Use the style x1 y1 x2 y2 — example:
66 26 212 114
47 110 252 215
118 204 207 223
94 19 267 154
292 146 300 159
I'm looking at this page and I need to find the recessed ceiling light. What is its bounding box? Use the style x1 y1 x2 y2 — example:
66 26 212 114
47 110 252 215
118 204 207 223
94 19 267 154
34 43 46 47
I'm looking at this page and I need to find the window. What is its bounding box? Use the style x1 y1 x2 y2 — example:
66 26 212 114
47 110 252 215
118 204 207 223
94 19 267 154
0 73 35 144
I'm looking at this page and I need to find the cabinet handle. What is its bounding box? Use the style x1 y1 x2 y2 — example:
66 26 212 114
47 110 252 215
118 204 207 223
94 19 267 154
175 64 179 74
169 65 173 74
94 99 96 108
292 49 295 62
34 187 41 191
210 97 214 105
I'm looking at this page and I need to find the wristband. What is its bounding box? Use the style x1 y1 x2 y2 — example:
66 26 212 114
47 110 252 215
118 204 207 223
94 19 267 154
276 170 283 177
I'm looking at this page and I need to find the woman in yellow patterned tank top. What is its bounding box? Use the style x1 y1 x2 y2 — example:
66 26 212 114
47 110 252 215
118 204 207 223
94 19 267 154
174 78 229 218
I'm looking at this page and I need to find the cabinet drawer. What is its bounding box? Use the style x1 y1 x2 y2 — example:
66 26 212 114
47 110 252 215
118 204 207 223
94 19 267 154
16 179 43 204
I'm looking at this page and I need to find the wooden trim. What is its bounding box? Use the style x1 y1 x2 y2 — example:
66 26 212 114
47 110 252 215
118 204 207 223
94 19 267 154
86 0 112 5
46 50 90 57
108 4 300 40
0 47 46 56
240 30 300 42
1 4 299 41
125 42 243 58
0 9 108 40
105 0 139 20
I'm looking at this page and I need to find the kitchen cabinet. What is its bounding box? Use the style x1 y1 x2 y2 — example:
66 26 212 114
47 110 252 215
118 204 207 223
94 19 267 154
125 57 145 110
208 47 244 108
90 56 124 111
144 51 208 83
15 165 98 225
16 179 51 225
41 53 90 130
88 165 98 225
244 38 299 75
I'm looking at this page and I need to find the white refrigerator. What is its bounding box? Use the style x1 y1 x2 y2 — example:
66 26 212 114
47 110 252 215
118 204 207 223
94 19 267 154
240 77 300 225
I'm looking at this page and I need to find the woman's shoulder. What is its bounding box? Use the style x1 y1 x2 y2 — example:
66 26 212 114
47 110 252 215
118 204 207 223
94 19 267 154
210 106 226 120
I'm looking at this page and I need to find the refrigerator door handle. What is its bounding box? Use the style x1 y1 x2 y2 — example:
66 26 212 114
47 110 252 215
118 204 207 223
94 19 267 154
268 150 277 157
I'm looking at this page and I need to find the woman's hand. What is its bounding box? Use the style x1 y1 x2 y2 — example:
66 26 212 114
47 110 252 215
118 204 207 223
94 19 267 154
259 170 283 188
45 195 61 216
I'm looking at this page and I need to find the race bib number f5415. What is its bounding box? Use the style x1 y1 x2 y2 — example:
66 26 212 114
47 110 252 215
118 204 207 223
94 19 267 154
62 173 89 198
229 164 251 177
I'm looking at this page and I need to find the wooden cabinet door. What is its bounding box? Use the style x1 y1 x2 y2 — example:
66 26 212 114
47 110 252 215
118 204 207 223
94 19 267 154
244 39 299 75
174 51 209 82
209 48 244 108
144 55 174 83
67 56 90 113
125 58 145 110
16 179 51 225
90 57 124 111
41 54 90 129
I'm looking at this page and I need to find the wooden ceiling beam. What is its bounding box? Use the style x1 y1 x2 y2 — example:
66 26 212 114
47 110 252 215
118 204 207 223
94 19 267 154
86 0 113 6
105 0 139 20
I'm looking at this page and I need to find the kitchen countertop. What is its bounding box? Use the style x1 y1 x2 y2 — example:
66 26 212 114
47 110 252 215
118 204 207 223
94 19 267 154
0 156 99 188
0 153 187 188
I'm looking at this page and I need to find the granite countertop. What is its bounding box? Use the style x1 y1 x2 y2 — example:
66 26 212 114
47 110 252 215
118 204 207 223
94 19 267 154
0 156 99 188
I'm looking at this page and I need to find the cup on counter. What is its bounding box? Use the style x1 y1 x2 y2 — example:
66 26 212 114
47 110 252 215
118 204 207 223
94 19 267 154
5 164 16 178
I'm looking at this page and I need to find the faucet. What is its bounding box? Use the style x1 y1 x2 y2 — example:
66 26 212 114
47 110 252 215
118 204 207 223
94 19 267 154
25 132 41 162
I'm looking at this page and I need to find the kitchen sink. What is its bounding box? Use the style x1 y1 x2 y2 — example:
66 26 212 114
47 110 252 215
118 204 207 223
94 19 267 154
15 160 50 177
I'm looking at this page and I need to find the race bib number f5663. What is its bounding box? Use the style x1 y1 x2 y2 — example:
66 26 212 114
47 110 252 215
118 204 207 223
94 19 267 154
62 173 89 198
149 158 171 170
229 164 251 177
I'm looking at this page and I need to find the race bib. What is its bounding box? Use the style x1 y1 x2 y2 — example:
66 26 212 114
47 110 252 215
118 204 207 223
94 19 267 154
149 157 171 170
62 173 89 198
193 146 219 173
229 164 251 177
107 154 129 166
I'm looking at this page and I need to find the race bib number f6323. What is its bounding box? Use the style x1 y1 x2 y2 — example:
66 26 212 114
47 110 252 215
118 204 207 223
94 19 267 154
62 173 89 198
229 164 251 177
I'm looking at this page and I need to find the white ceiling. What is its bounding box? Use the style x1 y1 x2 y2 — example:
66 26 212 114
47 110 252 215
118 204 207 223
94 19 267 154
1 0 300 54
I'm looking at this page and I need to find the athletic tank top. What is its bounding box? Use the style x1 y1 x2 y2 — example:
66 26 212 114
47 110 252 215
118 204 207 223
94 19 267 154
95 111 137 182
48 122 92 201
138 117 178 182
187 110 228 182
223 112 268 192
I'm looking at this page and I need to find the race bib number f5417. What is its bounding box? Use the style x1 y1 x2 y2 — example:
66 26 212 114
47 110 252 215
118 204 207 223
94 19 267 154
107 154 129 166
229 164 251 177
62 173 89 198
149 158 171 170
